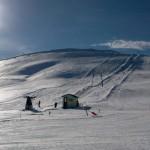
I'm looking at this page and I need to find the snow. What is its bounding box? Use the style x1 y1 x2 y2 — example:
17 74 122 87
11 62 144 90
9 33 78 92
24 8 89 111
0 49 150 149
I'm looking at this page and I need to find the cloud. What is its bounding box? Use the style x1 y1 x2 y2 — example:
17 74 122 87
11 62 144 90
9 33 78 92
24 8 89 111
91 40 150 50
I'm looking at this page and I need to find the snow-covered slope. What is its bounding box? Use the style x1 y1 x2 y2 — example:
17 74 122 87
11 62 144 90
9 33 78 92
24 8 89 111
0 49 150 150
0 49 144 110
0 49 134 110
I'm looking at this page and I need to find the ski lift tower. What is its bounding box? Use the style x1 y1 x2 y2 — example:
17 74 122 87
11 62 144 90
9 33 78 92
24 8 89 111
25 96 36 110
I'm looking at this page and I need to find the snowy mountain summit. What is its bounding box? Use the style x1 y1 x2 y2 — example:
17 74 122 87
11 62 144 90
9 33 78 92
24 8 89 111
0 49 150 150
0 48 146 110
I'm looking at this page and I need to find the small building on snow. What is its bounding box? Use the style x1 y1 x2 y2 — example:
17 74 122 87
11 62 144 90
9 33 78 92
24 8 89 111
62 94 79 109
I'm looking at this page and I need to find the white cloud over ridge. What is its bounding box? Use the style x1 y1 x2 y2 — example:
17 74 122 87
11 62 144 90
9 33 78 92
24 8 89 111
92 40 150 50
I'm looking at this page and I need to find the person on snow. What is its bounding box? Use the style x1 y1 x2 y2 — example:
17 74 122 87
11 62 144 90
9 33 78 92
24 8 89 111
38 101 41 108
54 102 58 108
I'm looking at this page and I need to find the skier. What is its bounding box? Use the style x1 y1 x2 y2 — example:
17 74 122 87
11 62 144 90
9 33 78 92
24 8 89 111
38 101 41 108
85 109 88 116
54 102 58 108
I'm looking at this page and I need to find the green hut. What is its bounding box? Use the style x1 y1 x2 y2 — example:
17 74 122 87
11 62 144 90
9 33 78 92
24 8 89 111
62 94 79 109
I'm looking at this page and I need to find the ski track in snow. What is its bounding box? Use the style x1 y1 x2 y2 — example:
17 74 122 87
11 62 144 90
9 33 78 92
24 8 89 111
99 55 140 102
75 55 138 100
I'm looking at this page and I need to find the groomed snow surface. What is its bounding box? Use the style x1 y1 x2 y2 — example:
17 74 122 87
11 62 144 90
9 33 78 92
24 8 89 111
0 49 150 150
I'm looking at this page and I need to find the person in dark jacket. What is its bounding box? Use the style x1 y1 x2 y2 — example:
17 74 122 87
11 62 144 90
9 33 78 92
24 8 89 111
38 101 41 108
54 102 58 108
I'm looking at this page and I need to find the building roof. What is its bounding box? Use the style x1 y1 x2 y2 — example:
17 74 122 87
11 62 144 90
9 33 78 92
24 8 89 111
62 94 78 99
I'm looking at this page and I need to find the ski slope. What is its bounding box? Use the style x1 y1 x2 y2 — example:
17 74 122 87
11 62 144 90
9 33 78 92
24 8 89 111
0 49 150 150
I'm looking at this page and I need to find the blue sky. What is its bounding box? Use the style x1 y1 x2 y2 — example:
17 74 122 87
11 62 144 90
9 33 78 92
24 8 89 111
0 0 150 58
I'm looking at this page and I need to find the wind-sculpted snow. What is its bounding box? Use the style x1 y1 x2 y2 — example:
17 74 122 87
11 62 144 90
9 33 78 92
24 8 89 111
0 49 150 150
18 61 59 76
0 50 145 110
